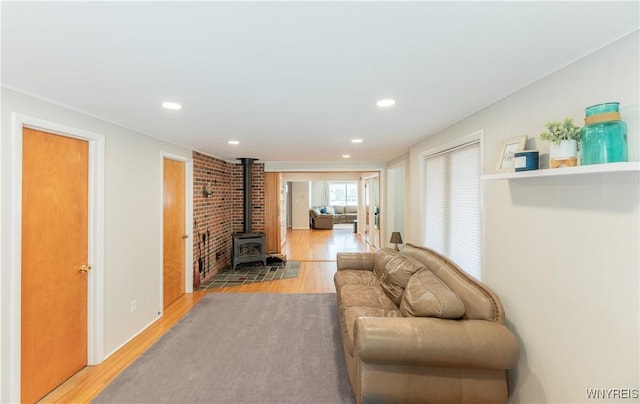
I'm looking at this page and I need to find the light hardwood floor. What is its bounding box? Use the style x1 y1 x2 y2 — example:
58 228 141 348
39 227 373 403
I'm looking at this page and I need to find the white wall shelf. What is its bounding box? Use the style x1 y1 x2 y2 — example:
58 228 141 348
482 162 640 180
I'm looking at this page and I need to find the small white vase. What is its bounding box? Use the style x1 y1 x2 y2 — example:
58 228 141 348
549 139 578 159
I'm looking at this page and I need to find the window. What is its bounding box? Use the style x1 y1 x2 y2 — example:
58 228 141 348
424 137 481 279
329 182 357 206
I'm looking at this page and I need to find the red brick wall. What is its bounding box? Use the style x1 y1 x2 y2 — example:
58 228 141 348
192 151 265 281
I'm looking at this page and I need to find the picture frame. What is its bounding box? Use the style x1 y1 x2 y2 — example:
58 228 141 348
496 135 527 172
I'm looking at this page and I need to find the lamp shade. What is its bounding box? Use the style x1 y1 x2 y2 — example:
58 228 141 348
390 232 403 244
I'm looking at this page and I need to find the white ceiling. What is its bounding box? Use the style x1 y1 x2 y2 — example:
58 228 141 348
2 1 638 163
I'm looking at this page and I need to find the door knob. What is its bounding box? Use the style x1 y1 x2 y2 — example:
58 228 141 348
181 234 189 239
78 264 92 273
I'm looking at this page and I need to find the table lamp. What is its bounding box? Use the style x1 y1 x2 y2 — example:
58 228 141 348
390 232 403 251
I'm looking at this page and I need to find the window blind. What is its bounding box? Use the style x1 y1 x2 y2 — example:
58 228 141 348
424 140 481 279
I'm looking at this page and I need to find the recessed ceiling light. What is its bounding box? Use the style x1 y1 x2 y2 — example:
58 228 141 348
228 140 240 145
342 154 351 159
376 99 396 108
161 101 182 110
351 138 363 143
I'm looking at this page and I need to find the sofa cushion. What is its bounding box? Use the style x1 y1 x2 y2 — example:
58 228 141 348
400 269 465 318
342 306 402 356
334 270 381 288
400 244 500 322
380 255 426 305
333 205 345 214
373 248 399 279
338 284 397 310
345 205 357 214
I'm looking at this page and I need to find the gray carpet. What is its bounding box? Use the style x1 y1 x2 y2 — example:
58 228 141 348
93 293 354 404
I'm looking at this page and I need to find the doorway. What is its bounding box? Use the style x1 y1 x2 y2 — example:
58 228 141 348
362 173 381 248
9 115 106 403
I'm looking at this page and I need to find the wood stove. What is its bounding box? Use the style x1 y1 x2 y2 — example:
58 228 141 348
232 233 266 271
232 158 266 271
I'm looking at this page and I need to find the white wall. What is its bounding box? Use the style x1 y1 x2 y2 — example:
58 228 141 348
290 181 310 229
310 181 326 207
407 32 639 403
386 162 406 248
265 160 385 172
280 172 362 181
0 88 192 401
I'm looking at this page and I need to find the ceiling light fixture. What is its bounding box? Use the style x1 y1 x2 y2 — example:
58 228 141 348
342 154 351 159
351 138 363 143
376 99 396 108
161 101 182 110
228 140 240 145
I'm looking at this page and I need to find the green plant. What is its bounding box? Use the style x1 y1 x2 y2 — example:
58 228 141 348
540 118 581 144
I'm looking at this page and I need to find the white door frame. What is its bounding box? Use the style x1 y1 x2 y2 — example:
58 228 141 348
8 113 105 402
160 152 194 306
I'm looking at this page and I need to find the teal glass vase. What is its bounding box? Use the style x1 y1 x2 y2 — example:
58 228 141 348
580 102 628 165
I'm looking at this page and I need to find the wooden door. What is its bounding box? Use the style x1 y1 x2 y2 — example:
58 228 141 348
163 158 185 309
21 128 89 403
264 172 281 254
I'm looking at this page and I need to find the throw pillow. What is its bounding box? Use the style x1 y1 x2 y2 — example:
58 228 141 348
325 206 335 214
373 248 399 279
320 206 327 214
380 255 425 305
400 269 465 318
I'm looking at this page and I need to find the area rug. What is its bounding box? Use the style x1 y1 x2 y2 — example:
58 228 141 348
93 293 354 404
198 261 301 290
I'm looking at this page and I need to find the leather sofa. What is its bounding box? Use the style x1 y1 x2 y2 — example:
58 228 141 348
334 244 519 403
309 207 334 229
310 206 357 228
332 205 357 223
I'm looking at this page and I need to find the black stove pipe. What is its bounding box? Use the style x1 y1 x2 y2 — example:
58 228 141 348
238 158 258 234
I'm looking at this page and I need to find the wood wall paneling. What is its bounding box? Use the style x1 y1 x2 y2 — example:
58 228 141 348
264 172 281 254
